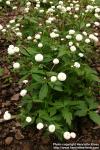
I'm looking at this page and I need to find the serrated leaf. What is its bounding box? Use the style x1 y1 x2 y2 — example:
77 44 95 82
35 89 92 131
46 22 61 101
39 84 48 100
62 108 72 126
49 108 57 117
75 110 88 117
89 111 100 125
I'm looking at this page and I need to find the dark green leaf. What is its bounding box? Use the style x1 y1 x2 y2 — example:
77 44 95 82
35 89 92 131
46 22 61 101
39 84 48 100
89 111 100 125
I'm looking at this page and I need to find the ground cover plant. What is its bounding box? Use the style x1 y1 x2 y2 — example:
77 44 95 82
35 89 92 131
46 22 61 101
0 0 100 141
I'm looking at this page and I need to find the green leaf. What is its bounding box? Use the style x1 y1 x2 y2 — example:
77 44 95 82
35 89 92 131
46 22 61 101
49 108 57 117
32 74 43 82
39 84 48 100
62 108 72 126
75 110 88 117
89 111 100 125
0 68 3 76
49 83 63 91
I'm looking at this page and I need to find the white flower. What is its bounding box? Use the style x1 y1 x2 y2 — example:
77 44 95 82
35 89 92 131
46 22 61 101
94 22 100 26
6 24 10 28
23 80 28 84
66 7 71 11
50 76 57 82
37 122 44 130
16 32 22 37
26 2 31 7
63 131 71 140
7 45 15 55
0 24 3 30
66 35 72 39
14 47 20 53
76 34 83 41
74 62 80 68
50 32 59 38
58 72 67 81
48 124 55 133
6 0 10 5
86 23 91 27
9 19 15 24
53 58 59 65
70 132 76 139
2 29 6 33
27 36 32 40
69 30 75 35
3 111 11 120
95 8 100 13
69 42 73 46
35 54 43 62
20 89 27 97
78 53 84 57
38 43 43 48
70 45 76 52
82 31 87 36
89 34 99 42
85 38 90 43
26 116 32 123
12 6 17 10
13 62 20 69
35 34 41 39
24 7 29 13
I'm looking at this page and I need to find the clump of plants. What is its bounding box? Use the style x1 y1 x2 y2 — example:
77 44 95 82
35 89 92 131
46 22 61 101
0 0 100 140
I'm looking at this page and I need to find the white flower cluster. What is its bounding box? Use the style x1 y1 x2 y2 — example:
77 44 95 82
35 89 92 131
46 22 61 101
7 45 20 55
63 131 76 140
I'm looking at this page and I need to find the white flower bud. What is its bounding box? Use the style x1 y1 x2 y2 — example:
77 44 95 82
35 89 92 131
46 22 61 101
85 38 91 43
37 122 44 130
66 35 72 39
6 0 10 5
26 116 32 123
35 34 41 39
48 124 55 133
63 131 71 140
50 76 57 82
38 43 43 48
74 62 80 68
58 72 67 81
0 24 3 30
9 19 15 24
20 89 27 97
27 36 32 40
24 7 29 13
22 80 28 84
69 42 73 46
26 2 31 7
3 111 11 120
7 45 15 55
70 45 76 52
78 53 84 57
16 32 22 37
35 54 43 62
70 132 76 138
13 62 20 69
53 58 59 65
69 30 75 35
